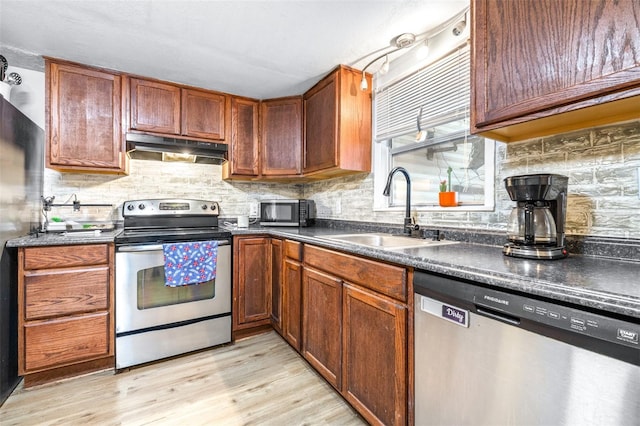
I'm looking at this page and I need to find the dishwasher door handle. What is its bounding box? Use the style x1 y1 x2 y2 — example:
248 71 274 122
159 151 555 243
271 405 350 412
476 306 521 326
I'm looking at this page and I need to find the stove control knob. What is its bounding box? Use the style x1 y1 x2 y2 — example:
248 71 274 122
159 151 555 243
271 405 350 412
126 204 135 211
210 204 217 211
138 203 146 210
201 204 208 210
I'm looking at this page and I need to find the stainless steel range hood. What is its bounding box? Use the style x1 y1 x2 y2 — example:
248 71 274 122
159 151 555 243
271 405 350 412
126 133 228 164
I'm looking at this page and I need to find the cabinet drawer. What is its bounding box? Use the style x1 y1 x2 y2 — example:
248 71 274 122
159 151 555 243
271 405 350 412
284 240 302 261
23 312 110 372
24 266 109 320
304 245 407 302
24 244 109 270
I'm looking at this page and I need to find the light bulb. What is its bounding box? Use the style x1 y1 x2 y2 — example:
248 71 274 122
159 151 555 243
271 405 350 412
416 40 429 59
379 55 390 75
360 73 368 91
453 20 466 36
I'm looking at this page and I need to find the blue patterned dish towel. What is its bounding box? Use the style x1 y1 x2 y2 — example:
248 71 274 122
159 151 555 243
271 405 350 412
163 240 218 287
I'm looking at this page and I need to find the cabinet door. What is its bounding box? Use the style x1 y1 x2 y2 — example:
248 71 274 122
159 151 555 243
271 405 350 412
47 61 124 172
182 88 226 140
129 78 181 134
271 239 283 333
303 71 338 173
343 283 407 426
472 0 640 139
233 237 271 330
283 258 302 351
302 267 342 390
228 97 260 176
261 97 303 176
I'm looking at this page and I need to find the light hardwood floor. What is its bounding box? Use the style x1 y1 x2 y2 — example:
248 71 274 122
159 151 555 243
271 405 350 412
1 331 365 425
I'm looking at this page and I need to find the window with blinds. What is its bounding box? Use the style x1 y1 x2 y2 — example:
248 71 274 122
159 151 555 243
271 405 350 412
375 45 470 141
373 43 495 211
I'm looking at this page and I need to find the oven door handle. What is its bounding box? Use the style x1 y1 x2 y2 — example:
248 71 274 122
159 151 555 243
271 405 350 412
117 240 230 252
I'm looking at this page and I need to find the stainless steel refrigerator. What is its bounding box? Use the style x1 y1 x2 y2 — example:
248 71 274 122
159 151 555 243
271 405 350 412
0 95 43 405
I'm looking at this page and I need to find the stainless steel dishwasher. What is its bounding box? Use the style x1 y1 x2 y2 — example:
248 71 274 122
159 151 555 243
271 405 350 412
414 271 640 426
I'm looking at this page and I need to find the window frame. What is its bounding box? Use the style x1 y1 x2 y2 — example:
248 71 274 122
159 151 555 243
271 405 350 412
372 43 495 213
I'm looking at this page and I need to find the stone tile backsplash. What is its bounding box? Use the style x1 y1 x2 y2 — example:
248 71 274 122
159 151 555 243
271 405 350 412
44 119 640 239
303 120 640 239
43 160 302 221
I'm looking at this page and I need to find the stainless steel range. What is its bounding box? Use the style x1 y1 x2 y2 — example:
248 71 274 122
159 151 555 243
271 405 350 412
114 199 232 369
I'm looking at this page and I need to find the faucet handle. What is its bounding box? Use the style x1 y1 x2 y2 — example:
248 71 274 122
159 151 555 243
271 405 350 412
420 228 441 240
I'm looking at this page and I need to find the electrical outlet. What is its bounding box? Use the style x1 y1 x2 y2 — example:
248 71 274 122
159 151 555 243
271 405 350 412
249 202 259 217
335 199 342 214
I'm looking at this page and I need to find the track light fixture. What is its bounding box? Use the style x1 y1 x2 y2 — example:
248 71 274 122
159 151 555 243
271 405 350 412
359 33 417 91
357 7 469 91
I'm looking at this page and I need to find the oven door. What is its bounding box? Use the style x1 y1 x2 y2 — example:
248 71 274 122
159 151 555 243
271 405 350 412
115 241 231 334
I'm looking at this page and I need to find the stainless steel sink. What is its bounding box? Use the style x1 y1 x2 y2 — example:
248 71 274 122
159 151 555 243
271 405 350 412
321 233 458 250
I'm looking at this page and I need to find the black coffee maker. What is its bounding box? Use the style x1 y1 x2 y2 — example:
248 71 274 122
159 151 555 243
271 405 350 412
503 174 569 259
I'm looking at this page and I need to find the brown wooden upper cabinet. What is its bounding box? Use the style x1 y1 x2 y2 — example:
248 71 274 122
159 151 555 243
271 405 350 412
223 96 302 180
128 77 227 141
303 65 372 178
261 96 303 177
46 59 127 174
223 96 260 178
471 0 640 142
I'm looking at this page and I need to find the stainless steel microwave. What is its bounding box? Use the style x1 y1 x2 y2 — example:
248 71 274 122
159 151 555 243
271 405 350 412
259 199 316 227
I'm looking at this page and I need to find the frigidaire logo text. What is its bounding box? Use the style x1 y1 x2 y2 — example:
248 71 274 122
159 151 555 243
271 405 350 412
483 295 509 306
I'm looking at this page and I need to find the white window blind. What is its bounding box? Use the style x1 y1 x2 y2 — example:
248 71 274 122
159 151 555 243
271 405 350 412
375 44 470 141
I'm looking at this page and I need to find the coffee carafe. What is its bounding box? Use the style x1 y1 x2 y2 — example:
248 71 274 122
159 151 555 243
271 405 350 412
503 174 569 259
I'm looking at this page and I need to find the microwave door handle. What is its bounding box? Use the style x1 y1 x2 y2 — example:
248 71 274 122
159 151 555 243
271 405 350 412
118 240 230 252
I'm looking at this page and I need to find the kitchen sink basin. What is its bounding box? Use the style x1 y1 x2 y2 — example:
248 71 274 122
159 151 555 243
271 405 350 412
321 233 459 250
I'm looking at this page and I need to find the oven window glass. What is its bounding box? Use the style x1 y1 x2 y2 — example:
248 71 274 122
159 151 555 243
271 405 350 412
136 266 215 309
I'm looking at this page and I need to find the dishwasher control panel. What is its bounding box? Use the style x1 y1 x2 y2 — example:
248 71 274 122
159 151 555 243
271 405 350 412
415 272 639 353
474 286 639 349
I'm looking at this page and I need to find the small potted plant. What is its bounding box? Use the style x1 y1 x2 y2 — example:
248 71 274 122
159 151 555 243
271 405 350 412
439 166 458 207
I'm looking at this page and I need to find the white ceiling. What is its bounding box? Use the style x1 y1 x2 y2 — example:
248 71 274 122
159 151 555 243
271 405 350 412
0 0 468 99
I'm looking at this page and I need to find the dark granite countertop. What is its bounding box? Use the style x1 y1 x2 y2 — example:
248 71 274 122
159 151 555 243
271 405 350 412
8 225 640 319
6 229 122 247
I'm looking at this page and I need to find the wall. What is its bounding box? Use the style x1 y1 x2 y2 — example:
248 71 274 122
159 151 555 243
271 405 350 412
304 119 640 239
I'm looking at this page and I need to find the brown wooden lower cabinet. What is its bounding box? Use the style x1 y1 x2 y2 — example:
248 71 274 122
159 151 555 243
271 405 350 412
270 239 283 334
238 238 410 424
233 237 272 333
302 266 343 390
300 244 409 425
18 244 115 387
343 283 407 426
282 257 302 350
